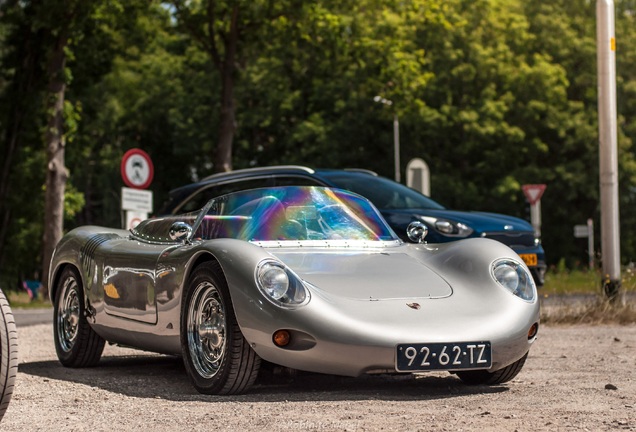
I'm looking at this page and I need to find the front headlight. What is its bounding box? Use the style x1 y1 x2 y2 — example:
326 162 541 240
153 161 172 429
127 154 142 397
491 259 536 301
256 260 309 307
419 216 474 237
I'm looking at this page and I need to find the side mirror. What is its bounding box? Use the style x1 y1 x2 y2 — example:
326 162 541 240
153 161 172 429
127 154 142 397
407 221 428 244
169 221 193 242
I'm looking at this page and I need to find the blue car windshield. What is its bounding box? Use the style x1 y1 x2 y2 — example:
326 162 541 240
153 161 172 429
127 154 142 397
320 171 445 210
192 186 399 243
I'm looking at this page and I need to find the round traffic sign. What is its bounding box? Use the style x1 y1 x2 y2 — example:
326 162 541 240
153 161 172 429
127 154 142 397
121 148 154 189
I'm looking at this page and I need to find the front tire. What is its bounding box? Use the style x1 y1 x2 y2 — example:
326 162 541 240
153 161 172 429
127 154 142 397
0 288 18 421
53 267 105 367
456 352 528 385
181 261 260 395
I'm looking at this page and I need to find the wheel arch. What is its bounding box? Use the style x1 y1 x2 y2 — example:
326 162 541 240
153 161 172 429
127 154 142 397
49 262 78 304
183 252 221 297
49 262 95 320
182 240 276 334
182 240 271 302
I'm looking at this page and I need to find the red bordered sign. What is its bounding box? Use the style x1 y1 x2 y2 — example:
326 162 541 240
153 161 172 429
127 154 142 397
121 148 154 189
522 184 546 205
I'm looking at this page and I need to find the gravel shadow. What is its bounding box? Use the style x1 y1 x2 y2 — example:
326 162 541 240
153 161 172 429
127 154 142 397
18 354 508 403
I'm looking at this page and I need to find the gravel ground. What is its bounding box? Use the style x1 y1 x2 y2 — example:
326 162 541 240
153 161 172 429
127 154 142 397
2 322 635 431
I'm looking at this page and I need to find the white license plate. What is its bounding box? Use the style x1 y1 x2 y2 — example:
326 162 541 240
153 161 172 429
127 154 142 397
396 342 492 371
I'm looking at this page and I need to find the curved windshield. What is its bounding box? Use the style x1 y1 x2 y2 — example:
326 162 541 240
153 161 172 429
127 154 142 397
321 171 445 210
192 186 398 243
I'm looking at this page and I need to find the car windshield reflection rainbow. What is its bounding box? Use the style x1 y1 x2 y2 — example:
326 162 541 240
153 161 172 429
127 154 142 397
193 186 399 244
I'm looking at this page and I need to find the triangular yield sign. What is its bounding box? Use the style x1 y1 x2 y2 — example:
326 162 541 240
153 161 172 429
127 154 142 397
522 184 546 205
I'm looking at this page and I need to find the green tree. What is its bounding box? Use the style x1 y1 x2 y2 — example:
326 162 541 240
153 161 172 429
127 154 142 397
234 0 440 172
0 1 49 288
168 0 307 173
66 2 195 227
36 0 140 297
0 0 154 292
521 0 636 267
3 0 636 293
615 1 636 262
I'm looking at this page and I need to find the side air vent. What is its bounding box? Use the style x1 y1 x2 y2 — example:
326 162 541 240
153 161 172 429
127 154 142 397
80 233 120 268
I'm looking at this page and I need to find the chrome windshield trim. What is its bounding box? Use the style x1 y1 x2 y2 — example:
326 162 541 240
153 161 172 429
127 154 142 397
250 239 403 248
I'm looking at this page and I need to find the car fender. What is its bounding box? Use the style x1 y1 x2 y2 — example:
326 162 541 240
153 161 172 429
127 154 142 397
48 226 130 303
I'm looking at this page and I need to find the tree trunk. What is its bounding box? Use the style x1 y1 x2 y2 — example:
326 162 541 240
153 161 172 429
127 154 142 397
212 5 239 174
0 25 40 272
214 72 236 173
173 1 240 174
41 31 69 300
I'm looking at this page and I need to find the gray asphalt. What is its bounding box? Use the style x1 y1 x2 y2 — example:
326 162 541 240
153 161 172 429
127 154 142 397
12 307 52 327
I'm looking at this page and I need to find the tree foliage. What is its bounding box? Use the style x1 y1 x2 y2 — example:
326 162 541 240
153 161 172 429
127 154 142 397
1 0 636 290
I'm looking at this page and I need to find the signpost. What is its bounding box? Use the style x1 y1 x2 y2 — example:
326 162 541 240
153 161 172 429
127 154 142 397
120 149 154 229
522 184 546 238
574 218 595 270
406 158 430 196
121 187 153 212
125 211 147 230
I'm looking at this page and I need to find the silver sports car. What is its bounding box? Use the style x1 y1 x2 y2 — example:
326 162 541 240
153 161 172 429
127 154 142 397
49 186 539 395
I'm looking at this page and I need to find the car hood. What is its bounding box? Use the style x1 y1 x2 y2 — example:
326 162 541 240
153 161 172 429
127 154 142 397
271 250 452 300
383 208 534 233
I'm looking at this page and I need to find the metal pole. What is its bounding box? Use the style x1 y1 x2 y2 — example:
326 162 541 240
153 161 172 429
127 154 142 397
393 114 400 183
373 96 400 182
596 0 622 302
587 218 595 271
530 201 542 238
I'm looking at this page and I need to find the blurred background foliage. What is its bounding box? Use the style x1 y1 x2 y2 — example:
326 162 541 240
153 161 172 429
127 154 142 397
1 0 636 290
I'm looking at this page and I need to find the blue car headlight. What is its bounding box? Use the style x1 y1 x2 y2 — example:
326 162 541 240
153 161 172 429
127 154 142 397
491 259 536 301
255 260 309 307
419 216 474 238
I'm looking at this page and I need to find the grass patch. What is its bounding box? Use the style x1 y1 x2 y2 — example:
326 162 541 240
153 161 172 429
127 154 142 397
540 267 636 324
541 267 636 295
4 290 51 309
541 296 636 325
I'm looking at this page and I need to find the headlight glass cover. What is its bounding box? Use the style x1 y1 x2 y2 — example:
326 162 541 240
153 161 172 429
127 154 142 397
255 260 309 307
419 216 474 237
491 259 536 301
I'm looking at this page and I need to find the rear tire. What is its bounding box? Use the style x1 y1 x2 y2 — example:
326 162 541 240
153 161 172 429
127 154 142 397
0 288 18 421
181 261 260 395
457 352 528 385
53 267 105 367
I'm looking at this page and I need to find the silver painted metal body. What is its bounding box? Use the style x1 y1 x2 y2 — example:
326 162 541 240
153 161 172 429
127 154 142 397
49 187 539 377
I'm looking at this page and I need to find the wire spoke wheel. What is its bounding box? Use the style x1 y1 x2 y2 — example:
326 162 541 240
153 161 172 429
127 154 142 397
53 267 105 368
187 281 227 378
56 276 81 353
181 261 260 395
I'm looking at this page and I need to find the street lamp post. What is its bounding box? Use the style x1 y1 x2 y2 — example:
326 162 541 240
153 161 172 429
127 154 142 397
374 96 401 183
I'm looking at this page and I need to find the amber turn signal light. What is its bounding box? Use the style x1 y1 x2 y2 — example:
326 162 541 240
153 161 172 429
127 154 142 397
273 330 291 347
528 323 539 340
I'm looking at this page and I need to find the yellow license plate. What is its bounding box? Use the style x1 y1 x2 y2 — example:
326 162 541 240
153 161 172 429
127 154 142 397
519 253 537 266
